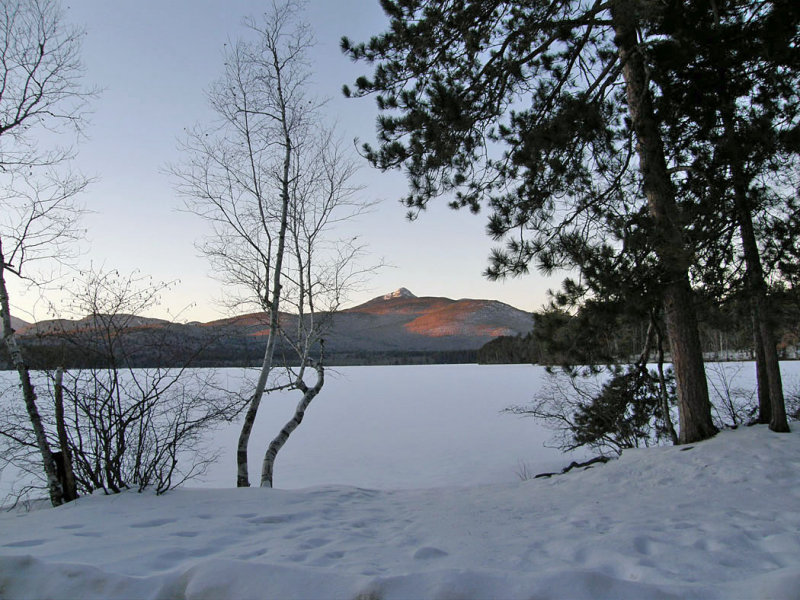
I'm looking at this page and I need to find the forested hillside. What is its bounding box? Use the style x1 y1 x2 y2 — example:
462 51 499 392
1 290 525 369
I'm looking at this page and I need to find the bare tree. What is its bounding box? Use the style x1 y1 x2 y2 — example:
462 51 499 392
706 362 757 429
260 129 369 488
0 0 93 507
507 320 679 457
56 272 245 495
173 2 372 488
0 269 246 503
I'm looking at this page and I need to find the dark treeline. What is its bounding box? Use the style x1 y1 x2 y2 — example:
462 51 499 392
479 289 800 366
0 325 259 370
6 288 798 370
0 329 479 370
325 349 478 366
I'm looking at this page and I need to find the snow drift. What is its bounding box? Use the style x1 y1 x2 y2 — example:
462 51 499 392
1 425 799 599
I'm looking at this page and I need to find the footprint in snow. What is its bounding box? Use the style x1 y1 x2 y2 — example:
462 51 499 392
239 548 268 560
170 531 199 538
413 546 449 560
249 514 292 525
3 539 46 548
129 518 176 529
633 535 653 556
309 550 346 567
299 537 330 550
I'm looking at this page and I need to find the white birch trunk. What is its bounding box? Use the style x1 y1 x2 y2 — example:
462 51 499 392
260 363 324 488
235 36 295 487
0 242 64 506
235 176 290 487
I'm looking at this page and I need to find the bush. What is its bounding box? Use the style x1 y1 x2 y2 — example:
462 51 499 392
0 270 245 504
507 365 677 456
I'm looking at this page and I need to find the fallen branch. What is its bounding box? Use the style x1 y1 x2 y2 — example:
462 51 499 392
534 455 612 479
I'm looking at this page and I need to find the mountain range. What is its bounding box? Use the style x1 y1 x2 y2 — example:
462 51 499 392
5 289 534 367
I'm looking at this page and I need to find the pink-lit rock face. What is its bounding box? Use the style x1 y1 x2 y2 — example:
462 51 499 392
341 290 532 342
403 300 520 338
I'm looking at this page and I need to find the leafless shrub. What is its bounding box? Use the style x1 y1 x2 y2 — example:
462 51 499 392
1 270 246 504
515 459 536 482
507 366 677 457
706 362 757 427
57 366 241 494
783 384 800 421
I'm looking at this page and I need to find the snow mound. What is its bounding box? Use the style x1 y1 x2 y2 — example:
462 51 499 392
1 426 800 599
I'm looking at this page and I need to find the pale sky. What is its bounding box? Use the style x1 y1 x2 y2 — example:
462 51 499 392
9 0 558 323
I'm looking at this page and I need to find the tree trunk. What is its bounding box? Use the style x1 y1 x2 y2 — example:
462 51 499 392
612 0 716 444
752 324 771 423
0 244 64 506
54 367 78 501
729 162 789 432
236 319 280 487
261 363 324 488
653 316 679 445
235 187 291 487
236 67 295 487
716 90 789 431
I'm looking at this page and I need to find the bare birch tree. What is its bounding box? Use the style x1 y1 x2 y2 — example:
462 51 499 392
173 1 371 488
259 129 368 488
0 0 93 506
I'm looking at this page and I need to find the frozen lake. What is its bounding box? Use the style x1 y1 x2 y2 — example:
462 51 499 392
2 362 798 499
206 364 579 490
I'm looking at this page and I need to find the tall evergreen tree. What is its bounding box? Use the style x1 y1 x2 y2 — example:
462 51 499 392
651 0 798 432
343 0 716 442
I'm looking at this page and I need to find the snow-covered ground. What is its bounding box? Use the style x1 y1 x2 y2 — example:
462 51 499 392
1 364 799 599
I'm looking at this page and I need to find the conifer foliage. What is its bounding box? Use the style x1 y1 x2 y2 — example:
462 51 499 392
648 0 799 432
343 0 724 443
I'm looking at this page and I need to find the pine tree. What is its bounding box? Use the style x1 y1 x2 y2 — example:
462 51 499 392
651 0 799 432
343 0 716 442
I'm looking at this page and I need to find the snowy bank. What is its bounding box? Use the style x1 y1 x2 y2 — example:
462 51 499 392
1 426 799 599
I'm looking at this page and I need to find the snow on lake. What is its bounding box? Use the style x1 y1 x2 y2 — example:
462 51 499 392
206 364 586 490
1 364 586 498
1 361 798 495
1 363 799 599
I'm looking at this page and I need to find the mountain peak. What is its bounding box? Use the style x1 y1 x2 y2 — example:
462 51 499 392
383 288 416 300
